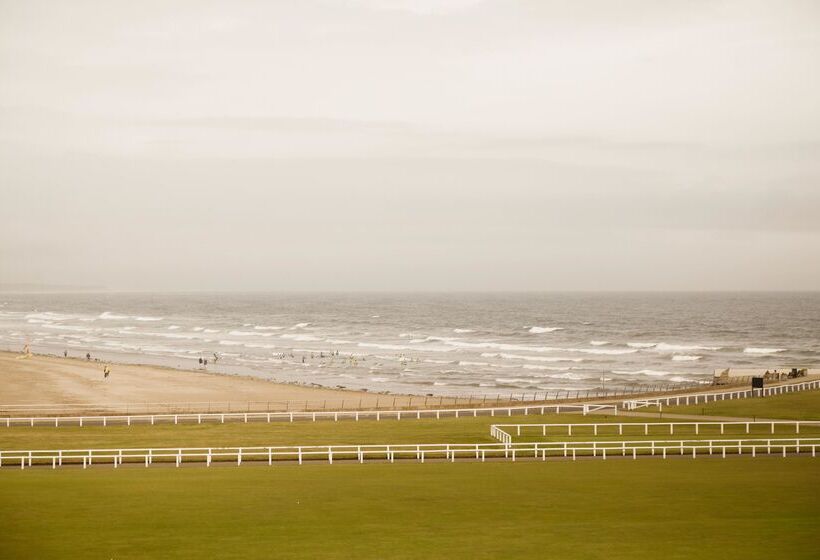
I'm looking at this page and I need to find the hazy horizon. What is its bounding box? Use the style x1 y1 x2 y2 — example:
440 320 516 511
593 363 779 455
2 1 819 292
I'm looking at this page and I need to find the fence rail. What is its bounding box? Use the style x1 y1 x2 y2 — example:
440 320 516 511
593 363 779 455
2 437 817 470
622 379 820 410
489 420 820 444
0 403 618 429
0 382 709 416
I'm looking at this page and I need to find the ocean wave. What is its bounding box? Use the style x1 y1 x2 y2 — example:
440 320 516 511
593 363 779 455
230 330 275 337
527 326 563 333
481 352 583 363
570 347 637 355
99 312 129 320
280 334 323 342
458 361 490 367
424 359 454 364
203 329 220 333
495 377 532 384
547 372 586 380
453 328 475 333
134 316 163 321
612 369 673 376
655 343 722 352
590 340 609 346
522 364 570 371
167 325 181 330
291 322 311 329
744 347 786 354
627 342 658 348
25 312 74 321
218 340 244 346
672 355 701 361
254 325 284 331
42 324 94 332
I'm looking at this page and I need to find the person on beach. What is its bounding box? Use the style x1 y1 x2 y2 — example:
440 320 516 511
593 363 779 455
203 359 208 367
103 365 110 379
63 349 68 358
86 352 91 361
213 353 219 363
199 357 203 366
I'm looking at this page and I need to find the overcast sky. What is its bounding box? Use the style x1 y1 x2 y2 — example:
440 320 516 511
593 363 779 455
1 0 818 291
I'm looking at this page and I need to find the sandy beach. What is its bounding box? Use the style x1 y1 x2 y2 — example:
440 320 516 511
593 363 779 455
0 351 429 413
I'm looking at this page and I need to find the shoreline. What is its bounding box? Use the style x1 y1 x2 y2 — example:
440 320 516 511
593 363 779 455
0 350 422 411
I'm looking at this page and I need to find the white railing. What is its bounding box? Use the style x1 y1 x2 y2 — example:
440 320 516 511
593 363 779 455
2 437 817 469
622 379 820 411
490 421 820 443
0 381 711 416
0 403 618 429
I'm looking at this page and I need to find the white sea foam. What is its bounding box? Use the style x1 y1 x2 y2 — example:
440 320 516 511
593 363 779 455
672 355 701 361
590 340 609 346
655 343 722 352
279 334 323 342
99 312 129 320
203 329 220 333
627 342 658 348
481 352 583 363
25 312 74 321
370 377 388 382
230 330 275 337
522 364 568 372
134 316 163 321
167 325 181 330
743 347 786 354
218 340 244 346
571 347 638 355
458 361 490 367
495 377 532 384
254 325 284 331
612 369 673 376
527 326 563 333
424 359 454 364
42 324 93 332
291 322 311 329
548 372 585 380
453 328 475 333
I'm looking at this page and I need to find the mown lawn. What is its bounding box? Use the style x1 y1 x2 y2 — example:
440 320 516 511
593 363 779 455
2 409 818 453
0 458 817 559
652 390 820 420
0 412 632 451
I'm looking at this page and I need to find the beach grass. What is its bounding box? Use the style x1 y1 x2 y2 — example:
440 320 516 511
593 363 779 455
1 458 817 559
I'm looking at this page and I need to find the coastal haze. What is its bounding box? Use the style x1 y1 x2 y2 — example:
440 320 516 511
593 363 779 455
1 0 819 293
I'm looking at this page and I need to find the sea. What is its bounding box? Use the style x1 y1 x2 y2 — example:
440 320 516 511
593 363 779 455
0 292 817 396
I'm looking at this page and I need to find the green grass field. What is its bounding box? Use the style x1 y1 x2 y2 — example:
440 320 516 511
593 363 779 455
5 412 817 453
2 391 818 558
652 390 820 420
1 458 817 559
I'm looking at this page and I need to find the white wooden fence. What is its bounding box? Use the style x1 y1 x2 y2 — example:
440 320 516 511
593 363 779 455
0 403 618 429
2 437 817 470
490 420 820 445
622 379 820 410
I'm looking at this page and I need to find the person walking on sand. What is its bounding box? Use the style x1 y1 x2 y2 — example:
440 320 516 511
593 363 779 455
103 365 110 379
86 352 91 361
64 349 68 358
